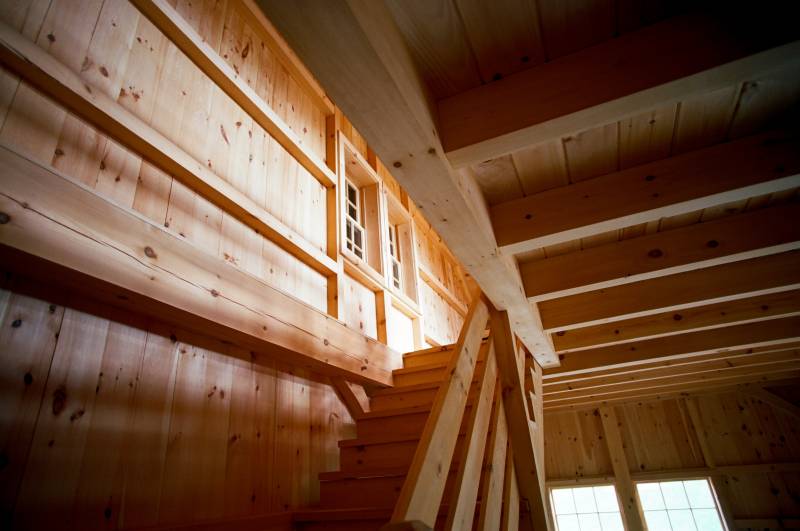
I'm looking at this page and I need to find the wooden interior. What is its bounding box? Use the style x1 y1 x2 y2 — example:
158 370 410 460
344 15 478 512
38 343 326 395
1 0 799 530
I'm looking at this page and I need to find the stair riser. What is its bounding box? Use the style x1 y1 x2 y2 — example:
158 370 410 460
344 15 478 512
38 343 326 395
393 366 447 387
402 349 454 368
319 474 456 509
340 436 466 472
297 515 450 531
356 411 430 439
370 383 479 412
297 521 387 531
394 360 485 387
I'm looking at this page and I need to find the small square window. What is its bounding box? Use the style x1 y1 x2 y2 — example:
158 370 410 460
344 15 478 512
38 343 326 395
550 485 624 531
636 479 725 531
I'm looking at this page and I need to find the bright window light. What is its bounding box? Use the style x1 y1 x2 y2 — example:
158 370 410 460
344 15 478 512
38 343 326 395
550 485 625 531
636 479 725 531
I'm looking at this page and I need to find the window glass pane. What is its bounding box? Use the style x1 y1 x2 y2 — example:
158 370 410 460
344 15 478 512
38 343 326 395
573 487 597 513
556 514 580 531
599 512 624 531
684 480 715 509
661 482 690 510
692 508 724 531
667 509 696 531
348 204 358 220
347 183 356 203
637 483 665 510
552 489 576 515
577 513 600 530
643 510 671 531
594 486 619 512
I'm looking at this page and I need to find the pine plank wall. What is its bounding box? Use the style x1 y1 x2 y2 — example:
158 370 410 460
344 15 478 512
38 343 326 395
545 389 800 527
0 0 469 529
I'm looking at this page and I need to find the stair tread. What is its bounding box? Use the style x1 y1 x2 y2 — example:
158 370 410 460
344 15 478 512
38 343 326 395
339 433 424 447
392 360 449 375
293 507 395 521
359 404 434 419
319 466 412 481
402 345 455 359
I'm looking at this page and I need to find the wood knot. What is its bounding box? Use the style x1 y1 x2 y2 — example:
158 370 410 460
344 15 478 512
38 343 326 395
706 239 719 248
647 248 663 258
0 212 10 224
144 246 157 258
393 161 402 168
644 174 656 182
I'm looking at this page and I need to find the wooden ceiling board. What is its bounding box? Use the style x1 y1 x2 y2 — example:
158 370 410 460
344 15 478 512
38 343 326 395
615 0 675 34
563 122 618 182
618 104 677 169
454 0 546 81
672 85 739 154
511 139 569 196
536 0 615 60
468 154 523 205
729 64 800 139
385 0 482 99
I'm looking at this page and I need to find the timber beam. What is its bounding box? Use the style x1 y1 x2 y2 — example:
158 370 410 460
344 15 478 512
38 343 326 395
522 202 800 301
438 11 800 166
0 144 395 386
552 316 800 374
492 131 800 255
539 251 800 331
257 0 557 366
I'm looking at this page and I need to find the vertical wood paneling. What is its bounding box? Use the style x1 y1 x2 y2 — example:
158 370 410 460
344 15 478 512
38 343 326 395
0 288 355 528
544 387 800 522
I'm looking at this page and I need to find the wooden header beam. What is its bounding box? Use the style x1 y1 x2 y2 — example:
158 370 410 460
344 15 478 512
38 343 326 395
492 131 800 255
539 251 800 331
258 0 557 366
0 145 395 386
438 12 800 166
522 202 800 301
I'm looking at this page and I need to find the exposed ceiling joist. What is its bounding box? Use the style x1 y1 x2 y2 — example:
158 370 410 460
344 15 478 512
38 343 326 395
437 12 800 166
492 131 800 255
258 0 557 365
553 290 800 352
552 316 800 374
522 202 800 301
539 251 800 330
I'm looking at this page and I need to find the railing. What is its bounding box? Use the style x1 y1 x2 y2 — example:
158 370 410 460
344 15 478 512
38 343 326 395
382 295 552 531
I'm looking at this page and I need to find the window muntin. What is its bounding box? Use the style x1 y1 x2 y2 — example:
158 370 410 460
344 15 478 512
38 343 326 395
345 179 366 260
551 485 624 531
388 224 402 290
636 479 725 531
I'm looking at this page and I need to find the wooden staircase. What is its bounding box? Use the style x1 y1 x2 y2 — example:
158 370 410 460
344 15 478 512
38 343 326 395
292 296 550 531
295 345 464 530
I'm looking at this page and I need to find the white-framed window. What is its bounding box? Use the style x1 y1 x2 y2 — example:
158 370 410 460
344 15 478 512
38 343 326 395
636 479 725 531
550 485 624 531
345 179 366 260
388 224 401 290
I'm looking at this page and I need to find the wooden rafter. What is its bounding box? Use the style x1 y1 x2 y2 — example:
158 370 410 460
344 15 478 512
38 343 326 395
539 251 800 331
522 202 800 301
437 12 800 166
553 316 800 374
552 290 800 352
257 0 557 366
491 131 800 255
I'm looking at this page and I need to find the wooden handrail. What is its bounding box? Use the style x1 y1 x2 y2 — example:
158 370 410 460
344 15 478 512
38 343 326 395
383 295 489 530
